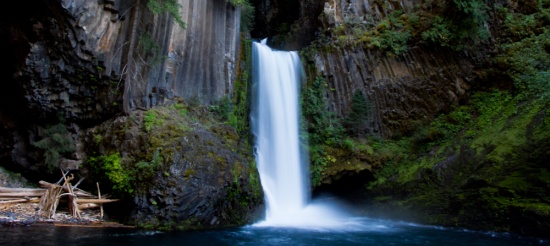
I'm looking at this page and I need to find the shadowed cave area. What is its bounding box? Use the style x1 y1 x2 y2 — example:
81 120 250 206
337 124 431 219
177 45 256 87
312 170 375 204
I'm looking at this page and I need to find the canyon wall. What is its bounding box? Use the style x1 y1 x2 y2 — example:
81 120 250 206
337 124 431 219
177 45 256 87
0 0 243 173
56 0 242 113
1 0 241 124
310 45 472 137
257 0 473 137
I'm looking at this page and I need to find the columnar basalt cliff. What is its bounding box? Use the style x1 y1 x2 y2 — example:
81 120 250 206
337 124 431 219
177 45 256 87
0 0 242 170
252 0 473 137
314 0 473 137
309 45 472 137
56 0 241 112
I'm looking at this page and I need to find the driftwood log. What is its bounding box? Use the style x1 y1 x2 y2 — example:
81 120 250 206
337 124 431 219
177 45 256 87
39 181 96 198
39 184 64 218
3 171 119 220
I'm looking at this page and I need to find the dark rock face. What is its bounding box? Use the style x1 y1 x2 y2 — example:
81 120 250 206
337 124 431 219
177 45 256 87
1 0 122 123
309 45 472 137
0 166 31 188
129 128 264 229
1 0 241 123
251 0 324 50
0 0 243 174
252 0 472 137
86 107 264 229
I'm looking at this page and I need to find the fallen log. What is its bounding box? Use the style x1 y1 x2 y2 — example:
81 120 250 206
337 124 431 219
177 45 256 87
39 181 95 198
96 182 104 219
39 184 64 218
0 192 44 197
75 198 119 204
0 187 47 193
60 171 80 218
78 203 100 210
0 198 39 204
53 222 136 228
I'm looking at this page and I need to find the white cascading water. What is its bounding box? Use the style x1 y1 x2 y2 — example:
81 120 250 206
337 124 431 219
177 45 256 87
252 40 352 229
251 39 307 223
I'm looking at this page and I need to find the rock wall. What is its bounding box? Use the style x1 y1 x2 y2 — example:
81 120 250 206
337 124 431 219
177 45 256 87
59 0 241 112
0 0 242 175
311 0 471 137
251 0 472 137
320 0 421 25
2 0 241 123
250 0 324 50
310 45 472 137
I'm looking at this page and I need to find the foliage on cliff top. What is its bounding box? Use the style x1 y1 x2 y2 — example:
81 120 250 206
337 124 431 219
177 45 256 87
147 0 186 29
322 0 493 54
227 0 255 32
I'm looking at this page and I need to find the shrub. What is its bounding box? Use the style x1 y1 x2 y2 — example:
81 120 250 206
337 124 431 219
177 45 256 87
227 0 255 32
147 0 186 29
88 153 133 195
422 0 489 49
500 28 550 98
301 77 345 146
345 90 372 137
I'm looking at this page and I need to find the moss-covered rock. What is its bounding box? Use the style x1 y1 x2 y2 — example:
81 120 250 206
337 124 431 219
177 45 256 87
365 94 550 237
82 101 263 230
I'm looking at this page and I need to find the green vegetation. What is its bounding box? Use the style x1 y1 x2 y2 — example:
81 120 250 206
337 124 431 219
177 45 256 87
365 91 550 231
147 0 186 29
32 118 76 173
87 149 163 196
137 33 166 68
227 0 255 32
301 77 345 146
324 0 494 54
499 29 550 98
296 1 550 234
211 38 253 138
345 90 372 137
333 10 415 55
88 153 133 194
300 76 359 185
143 110 165 132
422 0 489 49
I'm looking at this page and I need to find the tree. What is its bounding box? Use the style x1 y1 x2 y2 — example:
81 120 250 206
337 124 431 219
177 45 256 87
33 121 76 173
345 90 371 137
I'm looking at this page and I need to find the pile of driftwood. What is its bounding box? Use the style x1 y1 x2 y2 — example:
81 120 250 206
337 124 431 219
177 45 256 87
0 170 118 220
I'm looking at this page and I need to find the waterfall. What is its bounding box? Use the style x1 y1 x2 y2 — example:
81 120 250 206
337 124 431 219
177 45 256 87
251 40 308 224
251 40 350 228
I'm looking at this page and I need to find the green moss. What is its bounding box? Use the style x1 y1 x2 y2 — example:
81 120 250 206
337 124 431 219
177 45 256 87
144 110 165 132
88 153 133 195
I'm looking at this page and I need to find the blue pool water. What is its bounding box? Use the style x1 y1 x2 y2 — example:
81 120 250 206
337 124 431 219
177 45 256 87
1 217 547 246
